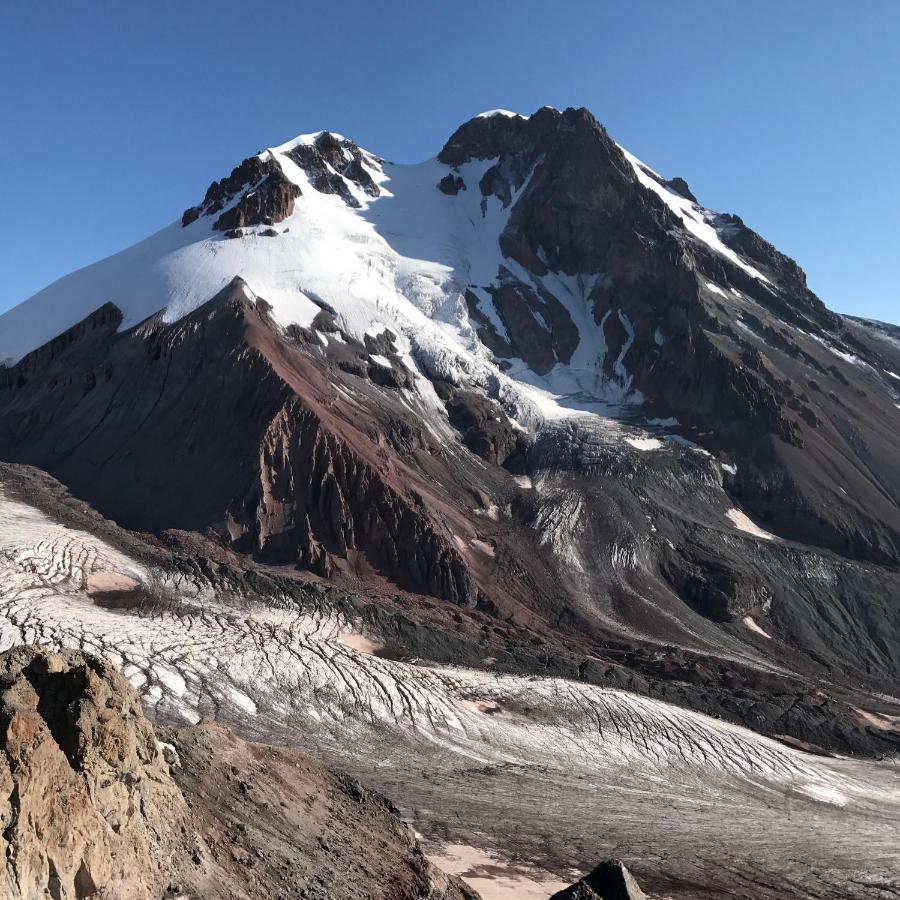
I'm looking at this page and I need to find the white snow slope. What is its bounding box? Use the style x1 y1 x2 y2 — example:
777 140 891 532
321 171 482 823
0 121 766 427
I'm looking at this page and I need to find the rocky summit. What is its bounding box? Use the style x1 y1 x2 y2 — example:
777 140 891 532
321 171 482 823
0 106 898 898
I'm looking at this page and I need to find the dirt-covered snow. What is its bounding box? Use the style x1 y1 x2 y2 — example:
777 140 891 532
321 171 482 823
1 483 898 899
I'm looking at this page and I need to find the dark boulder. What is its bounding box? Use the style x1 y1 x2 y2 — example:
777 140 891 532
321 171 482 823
549 860 647 900
664 175 697 202
436 383 519 465
438 173 466 195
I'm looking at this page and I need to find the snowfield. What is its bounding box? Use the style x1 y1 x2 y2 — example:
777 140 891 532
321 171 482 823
0 125 749 446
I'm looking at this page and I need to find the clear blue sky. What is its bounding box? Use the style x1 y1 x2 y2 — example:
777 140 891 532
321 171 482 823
1 1 897 323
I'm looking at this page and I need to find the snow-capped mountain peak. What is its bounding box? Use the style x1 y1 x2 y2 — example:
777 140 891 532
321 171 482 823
0 106 891 450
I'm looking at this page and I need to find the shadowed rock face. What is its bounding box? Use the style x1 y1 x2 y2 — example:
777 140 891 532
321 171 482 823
0 646 479 900
182 131 381 229
182 154 301 230
439 106 900 565
549 860 646 900
283 131 381 207
0 281 477 608
549 860 647 900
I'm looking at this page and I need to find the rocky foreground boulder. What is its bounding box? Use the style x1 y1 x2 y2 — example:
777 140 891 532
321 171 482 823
549 859 647 900
0 646 478 900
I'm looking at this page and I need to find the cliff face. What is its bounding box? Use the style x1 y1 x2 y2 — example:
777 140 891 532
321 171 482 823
0 646 201 900
439 107 900 564
0 280 477 607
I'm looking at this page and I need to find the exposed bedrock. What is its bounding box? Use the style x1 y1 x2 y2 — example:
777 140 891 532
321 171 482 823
283 131 381 207
432 380 520 465
212 172 300 232
522 422 900 699
182 131 380 228
0 282 475 607
231 397 475 604
0 646 478 900
182 154 301 230
0 645 202 900
441 106 899 564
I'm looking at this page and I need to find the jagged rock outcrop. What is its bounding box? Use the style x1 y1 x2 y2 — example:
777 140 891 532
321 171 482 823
212 173 300 232
0 646 204 900
283 131 381 207
0 280 477 607
182 131 380 229
440 106 900 564
182 154 301 230
0 646 479 900
236 397 476 604
548 860 647 900
433 381 519 465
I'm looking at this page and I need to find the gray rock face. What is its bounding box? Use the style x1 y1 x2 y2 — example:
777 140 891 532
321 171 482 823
439 106 900 566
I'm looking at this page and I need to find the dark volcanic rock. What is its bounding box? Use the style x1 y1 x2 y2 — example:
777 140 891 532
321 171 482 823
439 105 900 565
486 271 580 374
549 860 646 899
664 175 697 203
0 282 477 608
434 382 519 465
284 131 381 208
212 170 300 232
661 553 772 622
181 132 380 229
438 173 466 195
714 212 838 328
182 154 300 230
441 107 660 276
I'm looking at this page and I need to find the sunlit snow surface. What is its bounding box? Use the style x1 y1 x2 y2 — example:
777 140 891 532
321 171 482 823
1 485 899 897
618 145 772 284
475 109 529 120
726 507 777 540
0 127 768 440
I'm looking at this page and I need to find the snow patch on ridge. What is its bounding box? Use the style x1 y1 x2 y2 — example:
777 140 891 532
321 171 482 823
475 109 528 119
619 145 771 284
726 508 776 541
626 437 663 451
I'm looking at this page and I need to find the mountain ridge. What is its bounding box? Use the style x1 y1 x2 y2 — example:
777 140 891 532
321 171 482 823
1 106 899 765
